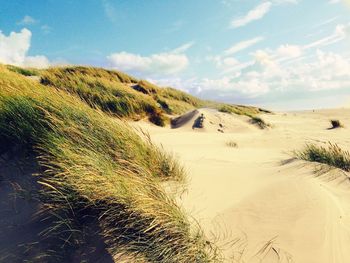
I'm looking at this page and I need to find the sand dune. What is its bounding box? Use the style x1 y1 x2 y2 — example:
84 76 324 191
135 108 350 262
170 108 256 133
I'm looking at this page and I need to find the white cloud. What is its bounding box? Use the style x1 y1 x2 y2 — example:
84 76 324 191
216 49 350 96
329 0 341 4
277 44 303 58
0 28 50 68
107 43 192 76
224 37 264 55
171 41 195 54
223 0 298 6
163 46 350 102
148 77 200 94
311 16 339 30
207 55 238 68
230 2 272 28
222 57 240 67
23 55 50 68
206 36 263 76
201 23 350 99
273 0 299 4
304 23 350 49
201 77 270 96
17 15 38 26
253 49 276 65
246 23 349 65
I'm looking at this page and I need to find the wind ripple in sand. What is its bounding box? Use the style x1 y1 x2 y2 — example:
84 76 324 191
134 108 350 263
213 172 350 263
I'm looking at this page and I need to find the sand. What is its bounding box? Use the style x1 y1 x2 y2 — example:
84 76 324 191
133 108 350 263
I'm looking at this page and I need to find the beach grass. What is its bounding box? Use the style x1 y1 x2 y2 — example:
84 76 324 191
295 142 350 172
0 65 221 262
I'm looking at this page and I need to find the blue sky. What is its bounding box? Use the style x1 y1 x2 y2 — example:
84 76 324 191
0 0 350 110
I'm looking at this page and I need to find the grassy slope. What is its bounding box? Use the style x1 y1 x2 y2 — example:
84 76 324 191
38 66 206 126
1 64 270 261
40 67 167 125
0 65 219 262
7 65 267 126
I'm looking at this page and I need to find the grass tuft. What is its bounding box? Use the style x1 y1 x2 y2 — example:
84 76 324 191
7 65 39 76
216 104 271 128
148 110 169 127
295 142 350 172
330 119 343 129
226 141 238 148
249 116 270 129
217 104 260 116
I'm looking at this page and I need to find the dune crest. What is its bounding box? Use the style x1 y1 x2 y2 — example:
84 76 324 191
170 108 258 133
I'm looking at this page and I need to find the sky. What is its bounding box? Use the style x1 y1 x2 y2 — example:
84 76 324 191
0 0 350 110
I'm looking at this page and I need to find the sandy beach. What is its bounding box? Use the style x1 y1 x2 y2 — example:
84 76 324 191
135 108 350 263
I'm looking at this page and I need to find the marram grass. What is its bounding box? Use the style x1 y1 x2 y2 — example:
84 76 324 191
248 116 270 129
0 65 221 262
38 66 205 126
296 142 350 172
8 65 267 127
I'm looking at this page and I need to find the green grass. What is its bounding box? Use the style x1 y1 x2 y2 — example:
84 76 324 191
214 103 271 128
215 103 266 117
8 65 266 128
1 64 275 262
133 80 204 115
7 64 39 76
295 142 350 172
217 104 256 116
39 67 163 123
0 65 220 262
37 66 212 126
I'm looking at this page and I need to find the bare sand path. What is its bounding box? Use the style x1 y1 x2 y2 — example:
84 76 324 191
133 108 350 262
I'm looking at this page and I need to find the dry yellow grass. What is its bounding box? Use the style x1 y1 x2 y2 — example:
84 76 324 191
0 65 220 262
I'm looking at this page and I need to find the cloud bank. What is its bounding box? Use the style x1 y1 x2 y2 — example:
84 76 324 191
0 28 49 68
230 2 272 28
154 23 350 106
107 43 193 76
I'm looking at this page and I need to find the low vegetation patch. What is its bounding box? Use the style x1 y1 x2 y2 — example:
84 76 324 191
330 119 343 129
0 66 220 262
216 104 271 128
226 141 238 148
249 116 270 129
217 104 260 116
133 80 204 115
295 142 350 172
7 65 39 76
148 110 168 127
